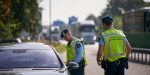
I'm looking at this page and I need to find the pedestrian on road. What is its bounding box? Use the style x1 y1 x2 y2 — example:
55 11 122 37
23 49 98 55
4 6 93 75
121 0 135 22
60 29 87 75
96 16 132 75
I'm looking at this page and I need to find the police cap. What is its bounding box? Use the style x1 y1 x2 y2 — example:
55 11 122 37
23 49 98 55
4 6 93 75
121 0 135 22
60 29 69 38
101 16 113 24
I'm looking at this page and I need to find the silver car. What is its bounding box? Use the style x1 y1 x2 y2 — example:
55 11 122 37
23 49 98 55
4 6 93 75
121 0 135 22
0 42 77 75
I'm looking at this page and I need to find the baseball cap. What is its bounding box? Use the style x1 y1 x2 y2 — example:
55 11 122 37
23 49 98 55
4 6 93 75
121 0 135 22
60 29 69 38
101 16 113 24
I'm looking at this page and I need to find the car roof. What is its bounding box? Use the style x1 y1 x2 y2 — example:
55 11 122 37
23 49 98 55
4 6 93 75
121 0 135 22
0 42 53 50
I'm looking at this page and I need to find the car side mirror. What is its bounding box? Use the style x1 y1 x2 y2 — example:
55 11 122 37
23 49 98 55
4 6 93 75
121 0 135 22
67 62 79 71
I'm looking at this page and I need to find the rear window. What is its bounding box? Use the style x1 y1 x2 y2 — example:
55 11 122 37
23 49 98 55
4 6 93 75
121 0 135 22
0 49 62 68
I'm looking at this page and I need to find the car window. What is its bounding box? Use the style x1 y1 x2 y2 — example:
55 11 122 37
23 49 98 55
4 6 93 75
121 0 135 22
0 49 62 68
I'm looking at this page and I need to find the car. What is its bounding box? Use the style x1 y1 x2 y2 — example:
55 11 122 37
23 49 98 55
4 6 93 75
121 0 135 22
0 42 78 75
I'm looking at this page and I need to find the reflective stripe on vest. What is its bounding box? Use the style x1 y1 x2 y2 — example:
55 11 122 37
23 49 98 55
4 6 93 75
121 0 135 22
101 29 126 62
66 38 86 62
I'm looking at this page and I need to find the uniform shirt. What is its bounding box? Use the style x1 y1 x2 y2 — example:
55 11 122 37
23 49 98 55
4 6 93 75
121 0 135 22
99 35 104 45
73 41 84 63
99 35 128 45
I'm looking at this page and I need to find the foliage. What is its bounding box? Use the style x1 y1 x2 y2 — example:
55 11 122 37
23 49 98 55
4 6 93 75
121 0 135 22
86 14 101 26
98 0 150 33
101 0 147 17
113 16 122 30
0 0 40 39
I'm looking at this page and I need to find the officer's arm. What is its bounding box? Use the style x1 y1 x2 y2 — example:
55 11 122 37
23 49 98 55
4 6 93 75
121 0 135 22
97 35 104 65
125 38 132 58
73 42 83 63
97 45 104 61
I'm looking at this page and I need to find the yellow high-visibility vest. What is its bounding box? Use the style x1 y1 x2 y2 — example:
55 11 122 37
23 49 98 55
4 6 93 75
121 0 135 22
66 38 87 64
101 28 126 62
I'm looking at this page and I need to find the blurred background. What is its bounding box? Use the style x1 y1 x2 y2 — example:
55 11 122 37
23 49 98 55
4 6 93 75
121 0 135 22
0 0 150 47
0 0 150 75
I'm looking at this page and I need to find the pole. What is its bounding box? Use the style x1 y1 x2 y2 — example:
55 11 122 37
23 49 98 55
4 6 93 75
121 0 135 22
49 0 51 44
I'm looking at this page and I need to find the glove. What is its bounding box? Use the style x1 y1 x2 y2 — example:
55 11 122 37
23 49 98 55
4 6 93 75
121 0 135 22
67 62 79 71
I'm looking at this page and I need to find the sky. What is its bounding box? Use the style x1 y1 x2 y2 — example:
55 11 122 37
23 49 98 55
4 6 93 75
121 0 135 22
39 0 108 25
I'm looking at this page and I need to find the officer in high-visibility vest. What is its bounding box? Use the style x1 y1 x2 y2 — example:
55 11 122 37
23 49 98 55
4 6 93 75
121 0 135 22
60 29 87 75
96 16 132 75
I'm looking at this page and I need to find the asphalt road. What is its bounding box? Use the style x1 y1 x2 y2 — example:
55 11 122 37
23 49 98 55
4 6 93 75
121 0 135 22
59 41 150 75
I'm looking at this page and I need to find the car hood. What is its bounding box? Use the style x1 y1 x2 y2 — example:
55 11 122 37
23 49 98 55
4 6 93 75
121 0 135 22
0 68 69 75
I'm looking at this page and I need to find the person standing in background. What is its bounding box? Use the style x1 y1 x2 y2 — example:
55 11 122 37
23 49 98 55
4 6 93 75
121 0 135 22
96 16 132 75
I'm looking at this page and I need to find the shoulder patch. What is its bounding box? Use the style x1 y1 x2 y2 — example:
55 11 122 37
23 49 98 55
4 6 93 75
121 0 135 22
76 42 82 48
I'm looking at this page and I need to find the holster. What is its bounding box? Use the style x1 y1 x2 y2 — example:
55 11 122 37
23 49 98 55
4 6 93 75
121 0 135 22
101 58 129 70
115 57 129 69
123 58 129 69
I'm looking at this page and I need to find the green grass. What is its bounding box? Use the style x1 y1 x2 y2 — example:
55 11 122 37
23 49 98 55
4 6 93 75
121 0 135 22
51 42 66 53
21 38 66 53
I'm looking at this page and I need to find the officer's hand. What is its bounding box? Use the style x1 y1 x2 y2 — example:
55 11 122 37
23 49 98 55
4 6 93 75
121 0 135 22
65 61 69 66
97 57 103 66
97 59 102 66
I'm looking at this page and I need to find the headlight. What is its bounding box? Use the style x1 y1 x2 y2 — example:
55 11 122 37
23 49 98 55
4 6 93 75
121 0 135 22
80 37 84 41
93 36 96 40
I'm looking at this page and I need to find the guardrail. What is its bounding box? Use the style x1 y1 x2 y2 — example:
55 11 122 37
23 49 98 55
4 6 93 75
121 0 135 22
129 48 150 65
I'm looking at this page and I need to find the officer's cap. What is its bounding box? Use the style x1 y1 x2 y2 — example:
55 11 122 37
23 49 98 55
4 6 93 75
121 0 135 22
60 29 69 38
101 16 113 24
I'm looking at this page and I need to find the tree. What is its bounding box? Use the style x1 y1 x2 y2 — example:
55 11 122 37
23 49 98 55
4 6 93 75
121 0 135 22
0 0 40 39
113 16 122 30
86 14 101 26
101 0 146 17
99 0 149 31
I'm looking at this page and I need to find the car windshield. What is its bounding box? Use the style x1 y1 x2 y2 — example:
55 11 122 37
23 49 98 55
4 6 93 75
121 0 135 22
80 25 95 32
0 49 62 69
